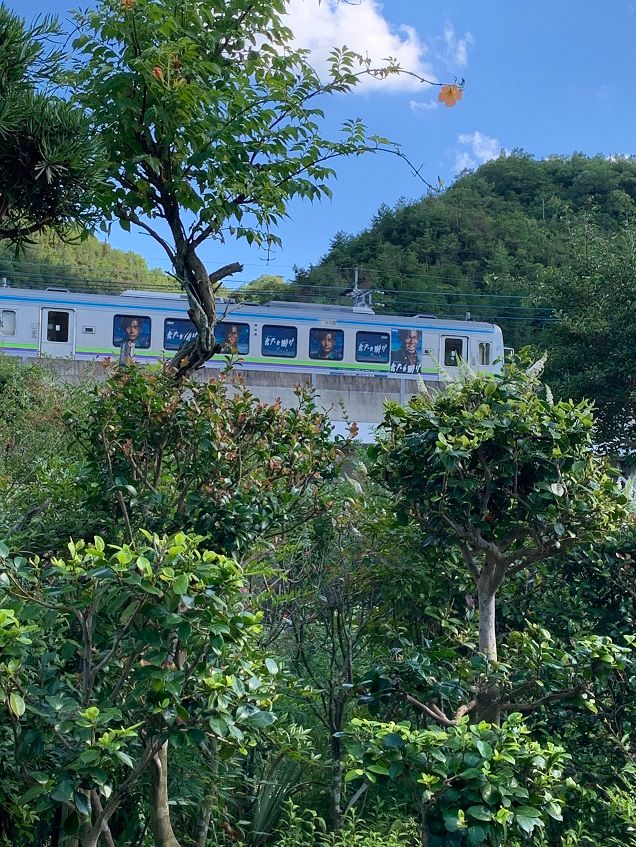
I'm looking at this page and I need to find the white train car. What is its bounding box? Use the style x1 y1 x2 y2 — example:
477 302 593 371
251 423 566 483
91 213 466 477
0 286 505 379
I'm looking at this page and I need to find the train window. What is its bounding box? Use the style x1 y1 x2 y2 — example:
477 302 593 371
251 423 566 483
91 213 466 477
112 315 151 349
215 321 250 355
262 325 297 358
444 338 464 367
0 309 16 336
47 311 70 343
309 328 344 361
164 317 195 350
355 331 390 363
479 341 491 366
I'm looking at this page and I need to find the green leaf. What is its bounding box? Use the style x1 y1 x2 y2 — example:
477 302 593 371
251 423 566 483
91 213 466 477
475 739 493 759
245 710 276 728
74 791 91 817
9 692 26 717
172 573 189 595
467 805 492 821
79 748 102 765
388 761 404 780
467 825 488 846
366 763 390 776
114 750 134 768
18 784 48 804
265 658 279 675
51 780 75 803
209 717 228 737
515 807 543 836
443 811 466 833
515 806 543 818
381 732 405 749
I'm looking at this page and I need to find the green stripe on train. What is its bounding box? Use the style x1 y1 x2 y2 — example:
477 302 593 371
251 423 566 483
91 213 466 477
0 342 38 350
74 348 440 375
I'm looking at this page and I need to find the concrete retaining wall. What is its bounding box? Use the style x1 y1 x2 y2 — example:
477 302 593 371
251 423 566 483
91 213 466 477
27 358 434 435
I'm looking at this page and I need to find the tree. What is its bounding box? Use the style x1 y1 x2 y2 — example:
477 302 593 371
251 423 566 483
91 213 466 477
70 366 342 554
369 361 627 687
0 5 100 245
71 0 439 376
0 532 280 847
265 490 384 830
290 153 636 352
345 713 572 846
234 274 296 304
538 220 636 459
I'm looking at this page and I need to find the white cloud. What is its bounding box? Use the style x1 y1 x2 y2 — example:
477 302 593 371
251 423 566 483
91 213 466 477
283 0 437 92
453 131 502 172
442 23 473 69
409 99 438 113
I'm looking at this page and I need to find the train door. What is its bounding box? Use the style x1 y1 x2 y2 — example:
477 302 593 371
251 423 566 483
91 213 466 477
40 308 76 357
440 335 468 373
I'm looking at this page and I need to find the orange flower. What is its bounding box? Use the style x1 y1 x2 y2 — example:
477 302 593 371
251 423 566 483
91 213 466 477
121 0 134 9
438 83 464 108
152 66 164 82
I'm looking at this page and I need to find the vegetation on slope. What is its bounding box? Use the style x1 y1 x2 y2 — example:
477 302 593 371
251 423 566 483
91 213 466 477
0 231 170 291
295 152 636 454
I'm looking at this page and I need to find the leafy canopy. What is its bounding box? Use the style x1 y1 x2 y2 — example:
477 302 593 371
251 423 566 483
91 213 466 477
0 4 100 245
70 0 436 372
0 531 279 841
370 361 627 589
72 0 412 254
345 713 570 846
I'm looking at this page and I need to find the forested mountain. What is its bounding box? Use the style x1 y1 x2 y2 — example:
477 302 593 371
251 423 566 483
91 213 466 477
294 152 636 348
0 232 170 291
294 153 636 454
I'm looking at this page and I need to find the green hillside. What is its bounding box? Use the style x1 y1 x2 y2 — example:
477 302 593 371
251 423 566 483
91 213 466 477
0 231 171 292
294 152 636 454
294 152 636 346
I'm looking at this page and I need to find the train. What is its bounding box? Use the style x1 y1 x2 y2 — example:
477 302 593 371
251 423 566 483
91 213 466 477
0 285 505 379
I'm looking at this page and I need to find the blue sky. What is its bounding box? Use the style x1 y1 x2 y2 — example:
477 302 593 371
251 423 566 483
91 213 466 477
11 0 636 286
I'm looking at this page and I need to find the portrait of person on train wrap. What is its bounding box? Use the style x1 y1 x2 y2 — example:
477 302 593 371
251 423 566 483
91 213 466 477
390 328 422 374
214 322 250 355
113 315 151 364
309 328 344 361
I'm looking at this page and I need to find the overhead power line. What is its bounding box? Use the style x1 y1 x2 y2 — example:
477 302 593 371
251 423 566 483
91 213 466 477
0 264 545 302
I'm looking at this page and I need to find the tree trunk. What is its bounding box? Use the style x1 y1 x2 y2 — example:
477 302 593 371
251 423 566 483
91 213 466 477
194 800 213 847
149 741 182 847
476 584 502 724
165 222 243 377
329 734 343 831
194 739 218 847
477 587 497 662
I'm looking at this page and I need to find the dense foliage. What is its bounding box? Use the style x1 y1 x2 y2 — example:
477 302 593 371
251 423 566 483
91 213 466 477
1 1 635 843
536 221 636 455
0 5 100 244
0 232 170 291
0 357 634 847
